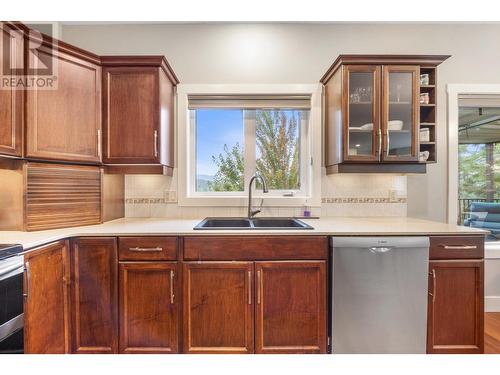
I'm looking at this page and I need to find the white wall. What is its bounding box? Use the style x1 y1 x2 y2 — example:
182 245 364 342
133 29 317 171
61 22 500 221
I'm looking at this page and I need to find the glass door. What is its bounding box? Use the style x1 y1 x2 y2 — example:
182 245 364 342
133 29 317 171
381 65 419 162
343 65 381 162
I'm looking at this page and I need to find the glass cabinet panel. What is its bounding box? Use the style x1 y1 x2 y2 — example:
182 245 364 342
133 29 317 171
345 66 379 160
383 66 419 161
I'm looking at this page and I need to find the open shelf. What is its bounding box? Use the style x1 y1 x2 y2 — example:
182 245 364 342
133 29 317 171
419 66 437 163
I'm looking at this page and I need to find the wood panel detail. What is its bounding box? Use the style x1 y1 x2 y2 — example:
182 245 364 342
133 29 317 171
25 43 102 163
183 236 328 261
24 240 70 353
427 260 484 354
71 237 118 353
0 23 23 157
119 262 178 353
118 236 177 261
255 261 327 354
25 163 102 231
183 262 254 353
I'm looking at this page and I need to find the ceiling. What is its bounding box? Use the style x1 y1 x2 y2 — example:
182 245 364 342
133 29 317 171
458 106 500 144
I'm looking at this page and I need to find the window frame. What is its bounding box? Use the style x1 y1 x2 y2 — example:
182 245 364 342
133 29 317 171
177 84 322 207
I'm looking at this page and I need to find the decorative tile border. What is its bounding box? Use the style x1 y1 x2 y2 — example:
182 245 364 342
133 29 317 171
125 197 407 205
322 197 407 204
125 198 168 204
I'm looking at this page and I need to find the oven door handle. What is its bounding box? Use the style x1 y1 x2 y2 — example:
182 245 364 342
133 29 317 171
0 263 24 281
0 313 24 342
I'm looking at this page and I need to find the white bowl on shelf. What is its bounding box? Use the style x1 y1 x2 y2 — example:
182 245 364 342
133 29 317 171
388 120 403 130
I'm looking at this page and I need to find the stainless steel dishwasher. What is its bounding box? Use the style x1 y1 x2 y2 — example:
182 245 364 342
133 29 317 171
331 236 429 354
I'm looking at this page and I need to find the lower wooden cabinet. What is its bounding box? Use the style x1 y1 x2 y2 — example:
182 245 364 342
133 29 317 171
70 237 118 353
24 240 71 354
182 261 327 354
427 260 484 354
255 261 327 353
183 262 254 353
119 262 178 353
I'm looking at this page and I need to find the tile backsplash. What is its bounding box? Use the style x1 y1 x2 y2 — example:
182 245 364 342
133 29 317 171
124 172 407 218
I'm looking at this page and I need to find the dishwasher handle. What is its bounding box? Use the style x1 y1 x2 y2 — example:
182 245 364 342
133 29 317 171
369 246 393 254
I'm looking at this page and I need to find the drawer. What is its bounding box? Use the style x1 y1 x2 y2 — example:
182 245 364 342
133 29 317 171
183 236 328 261
429 235 484 260
118 237 177 261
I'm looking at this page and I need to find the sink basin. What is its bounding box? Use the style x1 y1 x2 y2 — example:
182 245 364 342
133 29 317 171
194 217 313 230
195 218 251 228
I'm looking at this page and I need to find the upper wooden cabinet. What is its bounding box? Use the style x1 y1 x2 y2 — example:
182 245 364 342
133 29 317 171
0 23 23 157
24 240 70 354
321 55 449 174
25 34 102 164
101 56 179 174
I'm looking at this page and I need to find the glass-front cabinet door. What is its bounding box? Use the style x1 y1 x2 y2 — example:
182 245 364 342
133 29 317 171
343 65 381 162
381 65 419 162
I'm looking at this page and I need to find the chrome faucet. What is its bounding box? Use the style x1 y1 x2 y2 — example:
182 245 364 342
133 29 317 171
247 173 269 218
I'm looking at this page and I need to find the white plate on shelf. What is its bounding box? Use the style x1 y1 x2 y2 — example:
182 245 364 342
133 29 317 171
388 120 403 130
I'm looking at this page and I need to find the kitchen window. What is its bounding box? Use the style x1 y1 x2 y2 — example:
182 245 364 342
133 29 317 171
176 85 322 207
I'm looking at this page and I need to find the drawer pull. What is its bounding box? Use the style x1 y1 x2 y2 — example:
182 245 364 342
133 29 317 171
128 247 163 252
439 245 477 250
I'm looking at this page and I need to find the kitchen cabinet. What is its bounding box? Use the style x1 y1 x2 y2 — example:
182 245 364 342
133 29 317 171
101 56 179 174
70 237 118 353
0 23 23 157
25 35 102 164
255 261 327 354
321 55 450 173
182 236 328 354
427 235 485 354
183 262 254 353
119 262 178 353
23 240 70 354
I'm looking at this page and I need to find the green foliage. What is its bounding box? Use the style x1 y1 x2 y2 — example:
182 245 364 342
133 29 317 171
207 110 301 192
208 143 244 191
459 143 499 199
255 110 299 190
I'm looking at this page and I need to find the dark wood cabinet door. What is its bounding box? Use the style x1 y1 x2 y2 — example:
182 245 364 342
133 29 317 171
119 262 178 353
183 262 254 353
102 67 160 164
24 240 70 353
71 237 118 353
427 260 484 354
0 23 23 157
25 45 101 163
255 261 327 354
381 65 419 162
342 65 381 162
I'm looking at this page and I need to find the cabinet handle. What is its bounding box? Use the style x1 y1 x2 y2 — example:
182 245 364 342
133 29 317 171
438 244 478 250
154 130 158 157
257 270 262 305
23 262 30 300
378 128 382 160
128 247 163 252
248 271 252 305
170 270 175 304
97 129 102 158
386 128 390 157
429 269 436 303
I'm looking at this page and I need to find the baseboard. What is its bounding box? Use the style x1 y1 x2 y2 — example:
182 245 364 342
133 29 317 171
486 296 500 312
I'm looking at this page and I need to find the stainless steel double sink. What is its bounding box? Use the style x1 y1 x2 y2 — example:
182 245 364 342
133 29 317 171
194 217 313 230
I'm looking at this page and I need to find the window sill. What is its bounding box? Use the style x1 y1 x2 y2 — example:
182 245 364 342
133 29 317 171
178 195 318 207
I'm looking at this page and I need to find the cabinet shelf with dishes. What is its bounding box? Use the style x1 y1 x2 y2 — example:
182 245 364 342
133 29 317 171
321 55 450 173
419 66 439 163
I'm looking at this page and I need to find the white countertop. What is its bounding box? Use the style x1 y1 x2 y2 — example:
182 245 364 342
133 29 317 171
0 216 488 251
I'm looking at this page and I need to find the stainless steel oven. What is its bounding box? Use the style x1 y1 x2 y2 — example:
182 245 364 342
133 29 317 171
0 245 24 354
